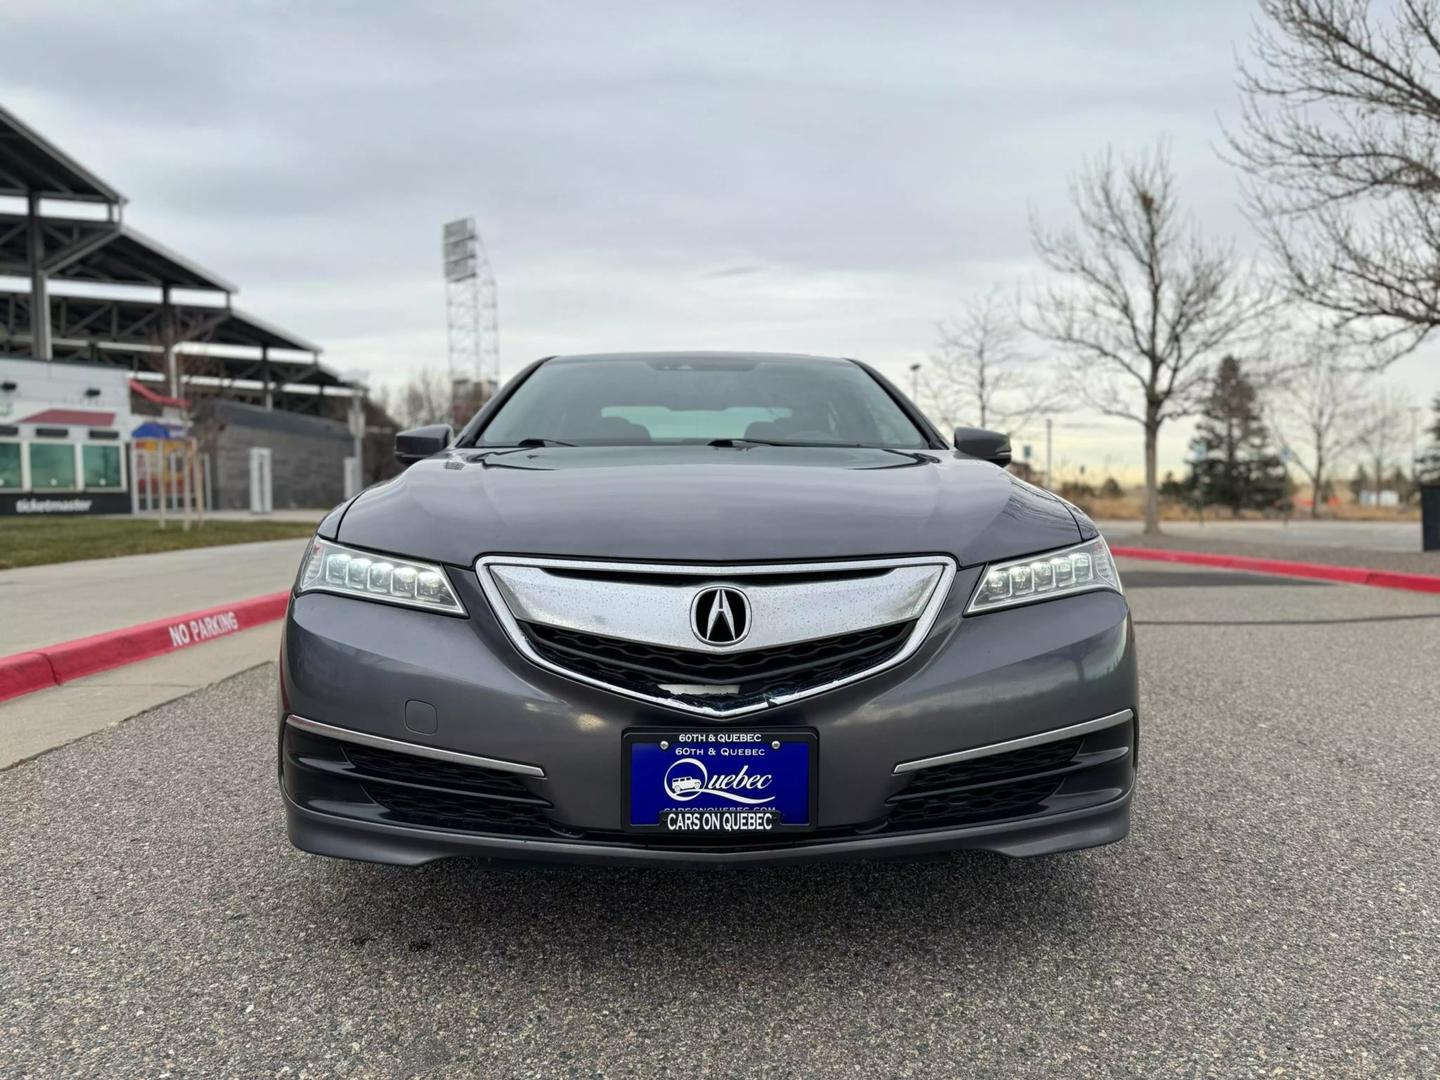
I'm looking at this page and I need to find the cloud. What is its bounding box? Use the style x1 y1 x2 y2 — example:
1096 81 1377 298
3 0 1434 475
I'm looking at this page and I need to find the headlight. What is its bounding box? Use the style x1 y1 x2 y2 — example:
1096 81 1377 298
297 538 466 615
966 536 1121 615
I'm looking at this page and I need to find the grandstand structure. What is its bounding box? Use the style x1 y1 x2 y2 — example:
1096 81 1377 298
0 104 367 514
0 104 355 411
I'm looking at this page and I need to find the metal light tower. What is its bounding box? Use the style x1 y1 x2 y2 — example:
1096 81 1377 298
442 218 499 423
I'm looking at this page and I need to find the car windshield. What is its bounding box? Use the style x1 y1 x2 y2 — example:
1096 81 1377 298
472 355 929 449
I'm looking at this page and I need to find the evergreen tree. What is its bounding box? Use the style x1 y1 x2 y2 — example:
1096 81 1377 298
1422 395 1440 481
1159 470 1187 500
1349 465 1370 502
1187 356 1288 513
1389 466 1416 505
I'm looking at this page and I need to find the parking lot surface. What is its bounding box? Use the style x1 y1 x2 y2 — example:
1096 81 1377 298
2 560 1437 1078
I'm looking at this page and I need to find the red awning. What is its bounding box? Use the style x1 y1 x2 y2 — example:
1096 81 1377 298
128 379 189 409
18 408 116 426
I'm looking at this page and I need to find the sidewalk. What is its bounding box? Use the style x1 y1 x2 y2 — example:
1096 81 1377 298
1096 519 1439 576
0 539 310 767
0 538 309 655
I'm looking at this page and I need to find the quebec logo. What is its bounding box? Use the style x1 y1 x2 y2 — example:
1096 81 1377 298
662 757 775 805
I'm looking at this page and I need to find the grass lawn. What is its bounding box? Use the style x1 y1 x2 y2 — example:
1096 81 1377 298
0 517 319 570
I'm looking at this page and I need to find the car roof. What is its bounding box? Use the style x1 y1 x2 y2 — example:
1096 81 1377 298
544 351 856 366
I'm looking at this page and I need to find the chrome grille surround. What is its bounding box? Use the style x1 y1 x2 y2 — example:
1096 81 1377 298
476 555 957 717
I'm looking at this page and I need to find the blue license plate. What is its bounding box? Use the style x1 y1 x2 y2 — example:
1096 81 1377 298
625 731 816 833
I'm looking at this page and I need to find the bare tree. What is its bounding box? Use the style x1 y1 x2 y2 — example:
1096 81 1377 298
1268 342 1368 517
1232 0 1440 360
1027 145 1275 534
923 289 1057 435
375 368 451 431
1352 383 1415 502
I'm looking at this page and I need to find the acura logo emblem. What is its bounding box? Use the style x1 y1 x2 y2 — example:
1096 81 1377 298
691 586 750 646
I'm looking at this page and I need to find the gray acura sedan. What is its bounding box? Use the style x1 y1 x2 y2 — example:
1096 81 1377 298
279 352 1136 865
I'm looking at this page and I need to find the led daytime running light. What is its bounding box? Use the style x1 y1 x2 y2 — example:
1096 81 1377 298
298 538 465 614
967 537 1120 614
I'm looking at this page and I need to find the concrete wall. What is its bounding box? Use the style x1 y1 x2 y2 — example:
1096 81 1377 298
206 400 350 510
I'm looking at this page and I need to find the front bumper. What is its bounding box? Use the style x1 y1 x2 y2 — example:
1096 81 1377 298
284 785 1133 866
279 565 1138 865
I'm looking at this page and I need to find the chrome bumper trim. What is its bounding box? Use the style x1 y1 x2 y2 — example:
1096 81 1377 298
484 557 946 654
891 708 1134 775
285 714 546 778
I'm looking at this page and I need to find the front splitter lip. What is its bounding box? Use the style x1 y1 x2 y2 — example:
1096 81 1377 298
283 786 1133 867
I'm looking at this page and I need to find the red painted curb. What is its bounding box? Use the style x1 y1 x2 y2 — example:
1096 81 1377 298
0 591 290 704
0 653 57 701
1110 546 1440 594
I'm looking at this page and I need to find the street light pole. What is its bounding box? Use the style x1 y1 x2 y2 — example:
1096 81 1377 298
1045 417 1053 490
908 363 921 402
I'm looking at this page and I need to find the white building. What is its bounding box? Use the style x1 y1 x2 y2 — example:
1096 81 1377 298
0 357 135 515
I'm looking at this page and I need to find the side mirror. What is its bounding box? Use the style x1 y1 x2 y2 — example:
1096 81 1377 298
395 424 453 466
952 426 1012 467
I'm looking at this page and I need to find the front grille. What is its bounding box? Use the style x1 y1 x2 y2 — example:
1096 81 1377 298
520 620 915 704
480 555 954 715
884 736 1087 830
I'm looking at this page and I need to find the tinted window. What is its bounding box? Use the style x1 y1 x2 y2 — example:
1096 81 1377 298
83 444 122 488
0 443 19 489
477 356 927 448
29 443 76 489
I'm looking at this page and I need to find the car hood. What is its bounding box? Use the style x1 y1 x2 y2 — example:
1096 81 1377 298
334 445 1082 568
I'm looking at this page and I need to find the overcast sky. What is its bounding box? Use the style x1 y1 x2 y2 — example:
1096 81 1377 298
2 0 1436 478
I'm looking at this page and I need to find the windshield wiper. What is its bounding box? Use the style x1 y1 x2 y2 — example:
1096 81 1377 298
513 437 577 447
707 438 866 448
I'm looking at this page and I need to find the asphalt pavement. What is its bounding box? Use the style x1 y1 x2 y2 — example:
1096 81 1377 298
2 560 1437 1078
0 623 281 770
